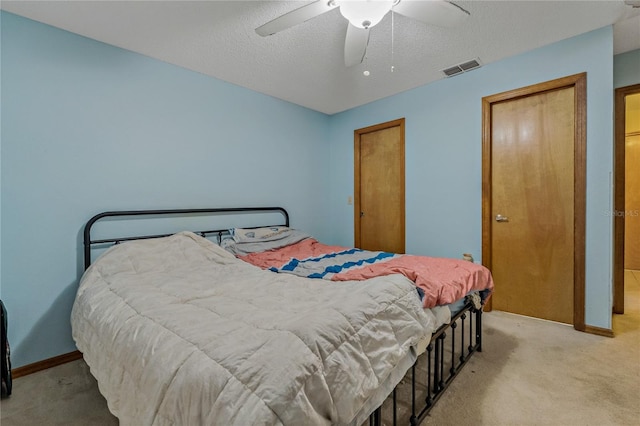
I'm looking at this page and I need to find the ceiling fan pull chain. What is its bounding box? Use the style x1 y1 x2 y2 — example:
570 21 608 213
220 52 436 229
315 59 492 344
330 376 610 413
391 7 395 72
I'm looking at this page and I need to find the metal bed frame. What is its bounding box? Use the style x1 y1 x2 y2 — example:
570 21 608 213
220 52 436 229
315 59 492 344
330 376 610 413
370 300 482 426
83 207 483 426
83 207 289 269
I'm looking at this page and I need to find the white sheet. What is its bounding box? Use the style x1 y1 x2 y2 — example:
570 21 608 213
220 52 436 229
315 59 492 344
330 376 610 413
71 232 438 425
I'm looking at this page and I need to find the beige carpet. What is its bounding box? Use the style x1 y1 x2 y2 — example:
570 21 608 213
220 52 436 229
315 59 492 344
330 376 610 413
2 271 639 425
420 269 640 426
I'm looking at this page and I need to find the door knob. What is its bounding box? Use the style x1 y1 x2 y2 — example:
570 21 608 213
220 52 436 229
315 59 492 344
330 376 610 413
495 214 509 222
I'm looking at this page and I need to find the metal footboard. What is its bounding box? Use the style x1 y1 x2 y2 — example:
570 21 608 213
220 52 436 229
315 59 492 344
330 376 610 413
369 302 483 426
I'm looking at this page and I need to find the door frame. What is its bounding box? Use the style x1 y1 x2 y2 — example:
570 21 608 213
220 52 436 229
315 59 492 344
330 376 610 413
613 83 640 314
354 118 405 250
481 73 586 331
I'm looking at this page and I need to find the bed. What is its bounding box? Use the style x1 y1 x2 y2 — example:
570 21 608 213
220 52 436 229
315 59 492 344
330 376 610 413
72 207 493 426
221 226 492 310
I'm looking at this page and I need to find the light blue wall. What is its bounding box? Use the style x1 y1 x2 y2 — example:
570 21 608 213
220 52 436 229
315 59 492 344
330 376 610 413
328 26 615 330
614 49 640 88
1 10 624 368
1 12 331 368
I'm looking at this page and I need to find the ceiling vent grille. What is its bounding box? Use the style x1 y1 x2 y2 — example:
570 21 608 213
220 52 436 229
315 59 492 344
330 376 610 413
442 58 482 78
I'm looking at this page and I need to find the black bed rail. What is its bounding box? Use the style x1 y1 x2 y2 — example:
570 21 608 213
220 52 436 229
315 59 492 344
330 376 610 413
370 302 483 426
409 304 482 426
83 207 289 270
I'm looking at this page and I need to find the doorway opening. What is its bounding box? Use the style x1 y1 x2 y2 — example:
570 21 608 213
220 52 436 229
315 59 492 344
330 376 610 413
613 84 640 335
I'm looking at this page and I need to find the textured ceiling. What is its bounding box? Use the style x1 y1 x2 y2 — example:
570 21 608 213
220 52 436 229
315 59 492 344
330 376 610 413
2 0 639 115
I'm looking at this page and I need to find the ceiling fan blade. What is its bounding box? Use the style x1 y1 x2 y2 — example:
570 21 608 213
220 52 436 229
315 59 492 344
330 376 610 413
256 0 339 36
344 24 370 67
393 0 470 27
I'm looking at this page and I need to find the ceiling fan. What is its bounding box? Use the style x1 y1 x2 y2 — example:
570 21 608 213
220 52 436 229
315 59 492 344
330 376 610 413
256 0 470 67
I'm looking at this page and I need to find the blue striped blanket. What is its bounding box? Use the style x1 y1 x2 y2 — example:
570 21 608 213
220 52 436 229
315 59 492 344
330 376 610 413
269 248 399 279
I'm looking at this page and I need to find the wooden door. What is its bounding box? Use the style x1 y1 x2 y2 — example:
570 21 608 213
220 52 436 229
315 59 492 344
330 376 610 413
354 118 405 253
483 74 586 329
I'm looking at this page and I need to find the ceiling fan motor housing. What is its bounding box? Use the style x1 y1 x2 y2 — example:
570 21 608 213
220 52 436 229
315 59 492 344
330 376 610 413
339 0 395 29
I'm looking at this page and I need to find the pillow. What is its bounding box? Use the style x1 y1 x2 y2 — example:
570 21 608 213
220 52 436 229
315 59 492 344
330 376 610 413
223 226 310 256
231 226 291 243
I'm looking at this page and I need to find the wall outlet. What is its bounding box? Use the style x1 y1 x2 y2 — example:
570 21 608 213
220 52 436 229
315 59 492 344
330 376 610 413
347 196 353 205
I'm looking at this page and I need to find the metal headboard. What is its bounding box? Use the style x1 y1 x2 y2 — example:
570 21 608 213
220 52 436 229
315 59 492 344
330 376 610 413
83 207 289 270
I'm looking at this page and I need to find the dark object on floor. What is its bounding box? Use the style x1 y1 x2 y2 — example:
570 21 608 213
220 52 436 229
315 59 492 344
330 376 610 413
1 299 12 397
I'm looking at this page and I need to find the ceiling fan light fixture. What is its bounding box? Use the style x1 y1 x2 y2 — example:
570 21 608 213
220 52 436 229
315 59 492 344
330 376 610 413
339 0 394 29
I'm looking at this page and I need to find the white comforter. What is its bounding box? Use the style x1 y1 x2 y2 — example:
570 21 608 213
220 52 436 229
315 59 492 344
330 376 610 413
71 232 437 425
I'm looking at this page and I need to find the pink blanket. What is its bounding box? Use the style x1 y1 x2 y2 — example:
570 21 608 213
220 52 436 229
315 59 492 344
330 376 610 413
239 239 494 308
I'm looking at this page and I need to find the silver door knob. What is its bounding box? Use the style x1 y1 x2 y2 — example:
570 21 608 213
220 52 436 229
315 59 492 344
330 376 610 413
495 214 509 222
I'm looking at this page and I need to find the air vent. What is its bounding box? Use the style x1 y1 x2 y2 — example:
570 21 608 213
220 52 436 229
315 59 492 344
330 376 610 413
443 65 464 77
442 58 482 78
